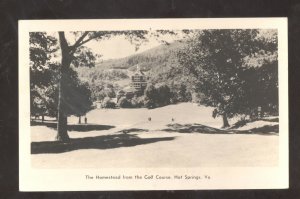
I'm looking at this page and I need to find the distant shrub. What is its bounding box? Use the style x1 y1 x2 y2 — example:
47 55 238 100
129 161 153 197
118 97 132 108
144 83 174 108
144 97 156 109
144 84 158 108
101 97 116 109
131 96 145 108
137 96 145 107
177 84 192 102
169 84 193 104
170 94 178 104
156 84 172 106
191 92 205 104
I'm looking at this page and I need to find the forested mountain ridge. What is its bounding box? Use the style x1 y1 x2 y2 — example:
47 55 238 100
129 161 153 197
76 40 186 80
97 40 185 71
76 40 188 100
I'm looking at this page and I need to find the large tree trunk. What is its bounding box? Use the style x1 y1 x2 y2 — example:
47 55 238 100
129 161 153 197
56 32 71 142
56 70 69 141
222 113 230 128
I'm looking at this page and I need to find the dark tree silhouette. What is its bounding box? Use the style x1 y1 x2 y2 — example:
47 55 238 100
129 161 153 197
30 30 189 141
30 32 58 120
178 29 278 128
144 84 159 108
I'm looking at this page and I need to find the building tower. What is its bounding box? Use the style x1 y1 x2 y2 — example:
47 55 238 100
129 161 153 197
131 65 147 95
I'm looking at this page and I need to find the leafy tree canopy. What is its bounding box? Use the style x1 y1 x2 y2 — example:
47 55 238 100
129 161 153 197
178 29 278 127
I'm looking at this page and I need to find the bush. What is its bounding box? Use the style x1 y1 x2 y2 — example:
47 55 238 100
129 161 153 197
169 84 193 104
170 94 178 104
144 83 173 108
131 96 145 108
118 97 132 108
136 96 145 107
144 97 156 109
144 84 158 108
156 84 172 106
177 84 192 102
101 97 116 108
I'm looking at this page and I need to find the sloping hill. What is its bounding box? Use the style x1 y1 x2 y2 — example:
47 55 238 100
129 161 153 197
77 40 186 79
94 40 186 71
76 41 190 100
76 40 188 99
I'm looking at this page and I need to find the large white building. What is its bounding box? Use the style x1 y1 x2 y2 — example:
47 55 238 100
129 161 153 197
131 65 147 94
116 65 148 101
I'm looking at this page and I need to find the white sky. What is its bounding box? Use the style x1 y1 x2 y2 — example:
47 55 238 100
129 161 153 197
56 31 183 61
85 36 160 60
49 30 274 62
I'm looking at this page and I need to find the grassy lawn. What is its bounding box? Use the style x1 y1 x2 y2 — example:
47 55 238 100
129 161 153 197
31 103 279 168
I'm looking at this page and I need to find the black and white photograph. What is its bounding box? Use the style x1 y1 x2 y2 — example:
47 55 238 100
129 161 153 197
19 18 288 191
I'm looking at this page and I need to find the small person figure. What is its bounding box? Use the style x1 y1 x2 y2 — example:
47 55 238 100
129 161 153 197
84 116 87 124
148 117 151 122
171 118 175 122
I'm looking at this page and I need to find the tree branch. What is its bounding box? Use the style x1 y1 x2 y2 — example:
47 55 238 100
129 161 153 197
69 31 90 54
76 36 98 47
70 34 103 55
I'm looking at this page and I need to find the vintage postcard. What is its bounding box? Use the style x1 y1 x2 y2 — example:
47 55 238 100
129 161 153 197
19 18 288 191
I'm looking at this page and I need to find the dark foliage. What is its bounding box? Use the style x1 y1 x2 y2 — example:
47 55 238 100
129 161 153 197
118 96 132 108
178 29 278 127
144 83 173 108
101 97 116 108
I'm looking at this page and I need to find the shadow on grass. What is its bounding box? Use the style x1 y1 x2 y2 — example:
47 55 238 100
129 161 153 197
31 121 115 132
229 117 279 129
31 133 175 154
116 128 149 134
229 120 249 129
236 124 279 135
163 123 279 135
260 117 279 123
163 123 226 134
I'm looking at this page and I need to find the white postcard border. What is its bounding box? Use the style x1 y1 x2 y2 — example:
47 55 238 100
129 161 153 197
19 18 288 191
